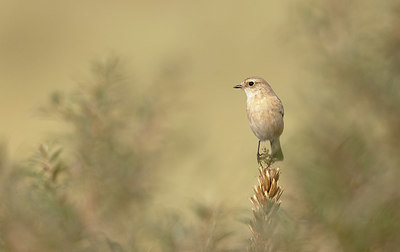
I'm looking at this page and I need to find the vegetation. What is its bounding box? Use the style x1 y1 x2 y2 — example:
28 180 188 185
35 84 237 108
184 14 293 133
1 1 400 251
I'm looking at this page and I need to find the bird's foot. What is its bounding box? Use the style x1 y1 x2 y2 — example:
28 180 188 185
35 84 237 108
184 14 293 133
257 148 273 167
257 153 263 168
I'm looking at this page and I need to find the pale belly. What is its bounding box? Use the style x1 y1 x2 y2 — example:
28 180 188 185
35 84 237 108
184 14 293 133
246 97 284 141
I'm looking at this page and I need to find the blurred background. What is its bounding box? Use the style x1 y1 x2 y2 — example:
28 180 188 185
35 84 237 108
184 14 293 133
1 0 399 251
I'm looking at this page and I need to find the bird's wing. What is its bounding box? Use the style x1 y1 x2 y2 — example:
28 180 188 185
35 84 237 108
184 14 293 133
274 96 284 117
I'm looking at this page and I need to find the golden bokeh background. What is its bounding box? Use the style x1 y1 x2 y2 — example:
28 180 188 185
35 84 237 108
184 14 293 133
0 0 299 213
1 0 399 251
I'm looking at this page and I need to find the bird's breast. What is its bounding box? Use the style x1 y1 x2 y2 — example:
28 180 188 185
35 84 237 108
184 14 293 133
246 95 284 141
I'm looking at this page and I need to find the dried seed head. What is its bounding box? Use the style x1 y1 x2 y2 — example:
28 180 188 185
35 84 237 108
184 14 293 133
249 166 283 251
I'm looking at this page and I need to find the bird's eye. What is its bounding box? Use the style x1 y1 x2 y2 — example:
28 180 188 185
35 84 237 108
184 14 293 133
249 81 254 86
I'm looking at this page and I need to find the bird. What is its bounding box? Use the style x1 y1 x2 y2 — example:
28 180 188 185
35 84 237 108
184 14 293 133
234 77 284 164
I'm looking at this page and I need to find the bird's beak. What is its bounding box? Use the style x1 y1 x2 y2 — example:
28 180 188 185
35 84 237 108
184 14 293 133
233 84 243 89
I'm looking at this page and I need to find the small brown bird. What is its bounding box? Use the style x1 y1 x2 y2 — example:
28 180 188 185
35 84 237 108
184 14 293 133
234 77 284 163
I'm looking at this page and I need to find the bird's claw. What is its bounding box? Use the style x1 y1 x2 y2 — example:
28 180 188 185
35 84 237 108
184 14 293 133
257 149 274 167
257 153 263 168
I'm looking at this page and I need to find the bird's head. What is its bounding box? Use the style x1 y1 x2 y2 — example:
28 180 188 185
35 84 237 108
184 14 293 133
233 77 275 97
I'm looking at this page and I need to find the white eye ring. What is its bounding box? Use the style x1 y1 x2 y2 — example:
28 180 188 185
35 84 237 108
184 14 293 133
249 81 254 86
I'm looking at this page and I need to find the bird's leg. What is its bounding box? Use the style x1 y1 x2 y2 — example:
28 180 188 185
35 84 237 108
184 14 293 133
257 140 263 167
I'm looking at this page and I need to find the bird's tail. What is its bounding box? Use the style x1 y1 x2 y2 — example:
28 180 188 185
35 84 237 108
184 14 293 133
271 138 284 161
